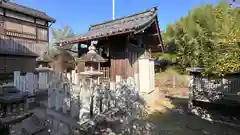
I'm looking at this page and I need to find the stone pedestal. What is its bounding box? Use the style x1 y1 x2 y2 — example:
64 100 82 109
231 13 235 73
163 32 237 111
138 58 155 93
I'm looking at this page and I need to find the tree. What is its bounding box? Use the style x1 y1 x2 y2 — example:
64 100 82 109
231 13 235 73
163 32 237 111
50 25 75 47
49 25 76 53
48 25 77 72
163 2 240 75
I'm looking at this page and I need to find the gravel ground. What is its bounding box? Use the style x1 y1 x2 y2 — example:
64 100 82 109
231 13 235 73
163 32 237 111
10 104 48 135
145 89 240 135
9 89 240 135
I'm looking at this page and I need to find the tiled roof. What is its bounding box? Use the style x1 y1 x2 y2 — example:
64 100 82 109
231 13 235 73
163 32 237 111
0 2 55 22
57 7 158 45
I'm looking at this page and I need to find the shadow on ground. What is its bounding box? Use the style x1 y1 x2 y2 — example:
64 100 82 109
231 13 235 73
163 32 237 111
147 96 240 135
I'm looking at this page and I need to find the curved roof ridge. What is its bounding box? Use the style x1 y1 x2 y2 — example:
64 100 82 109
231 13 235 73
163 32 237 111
89 6 158 29
57 6 160 45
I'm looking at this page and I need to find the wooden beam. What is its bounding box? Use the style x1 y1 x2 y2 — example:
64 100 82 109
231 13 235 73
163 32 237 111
65 49 78 53
34 18 37 43
5 30 37 41
147 33 159 37
154 18 164 52
59 31 133 46
0 15 48 29
3 8 5 16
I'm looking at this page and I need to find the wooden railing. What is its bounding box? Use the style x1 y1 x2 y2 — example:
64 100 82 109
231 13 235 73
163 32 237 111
0 21 4 34
100 67 110 81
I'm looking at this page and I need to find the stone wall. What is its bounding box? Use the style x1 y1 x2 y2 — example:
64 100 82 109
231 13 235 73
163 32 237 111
46 74 142 134
188 68 240 105
15 69 144 134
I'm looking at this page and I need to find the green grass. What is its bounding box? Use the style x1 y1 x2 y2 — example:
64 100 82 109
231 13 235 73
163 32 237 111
156 68 180 79
155 68 189 88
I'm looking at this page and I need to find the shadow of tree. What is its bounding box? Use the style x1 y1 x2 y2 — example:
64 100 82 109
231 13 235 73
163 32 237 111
147 96 240 135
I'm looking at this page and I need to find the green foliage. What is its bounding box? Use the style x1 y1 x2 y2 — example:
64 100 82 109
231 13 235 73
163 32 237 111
152 52 177 63
49 25 76 56
163 2 240 76
50 25 75 46
45 25 77 72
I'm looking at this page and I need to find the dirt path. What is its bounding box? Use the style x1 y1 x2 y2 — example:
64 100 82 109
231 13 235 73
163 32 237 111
9 89 240 135
145 90 240 135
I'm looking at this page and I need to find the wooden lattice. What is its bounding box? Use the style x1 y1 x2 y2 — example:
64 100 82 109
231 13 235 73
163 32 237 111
0 21 4 34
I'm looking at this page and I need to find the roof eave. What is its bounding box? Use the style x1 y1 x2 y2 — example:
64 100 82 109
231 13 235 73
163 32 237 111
38 16 56 23
48 18 56 23
56 18 158 46
153 15 164 52
0 2 56 23
56 30 134 46
133 13 157 34
56 6 159 46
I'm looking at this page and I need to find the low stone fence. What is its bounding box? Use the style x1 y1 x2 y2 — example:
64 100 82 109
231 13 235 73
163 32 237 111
13 70 80 95
46 74 141 134
188 68 240 109
15 69 143 135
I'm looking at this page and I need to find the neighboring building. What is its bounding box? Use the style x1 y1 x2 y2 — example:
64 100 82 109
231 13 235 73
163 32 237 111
57 7 163 93
0 2 55 74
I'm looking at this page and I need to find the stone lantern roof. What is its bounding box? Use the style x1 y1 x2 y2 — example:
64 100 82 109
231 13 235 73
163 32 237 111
77 41 106 63
36 52 52 63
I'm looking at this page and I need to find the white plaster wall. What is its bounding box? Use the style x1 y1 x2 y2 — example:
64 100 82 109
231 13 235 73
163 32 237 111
150 59 155 91
138 58 150 93
139 58 155 93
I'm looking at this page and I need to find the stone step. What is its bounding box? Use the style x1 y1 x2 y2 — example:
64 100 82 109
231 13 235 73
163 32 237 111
21 115 46 135
46 109 80 129
0 112 33 125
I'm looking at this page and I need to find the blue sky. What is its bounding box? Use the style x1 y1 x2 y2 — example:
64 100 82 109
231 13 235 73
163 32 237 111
14 0 220 34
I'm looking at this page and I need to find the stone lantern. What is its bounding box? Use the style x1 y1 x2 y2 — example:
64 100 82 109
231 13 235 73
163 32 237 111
77 41 107 120
35 52 53 90
35 52 53 72
78 41 106 82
